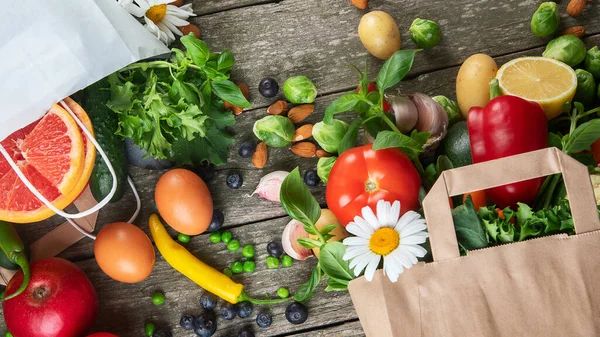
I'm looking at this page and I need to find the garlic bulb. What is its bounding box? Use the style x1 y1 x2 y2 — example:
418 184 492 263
251 171 289 202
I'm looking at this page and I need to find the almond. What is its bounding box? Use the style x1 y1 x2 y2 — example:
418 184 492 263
252 142 268 168
562 26 585 38
288 104 315 123
567 0 586 17
291 142 317 158
179 24 201 38
316 150 333 158
267 100 289 115
293 124 313 142
349 0 367 9
172 0 184 6
236 82 250 100
232 106 244 115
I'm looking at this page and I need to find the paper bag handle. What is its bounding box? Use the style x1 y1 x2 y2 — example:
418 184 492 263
422 147 600 262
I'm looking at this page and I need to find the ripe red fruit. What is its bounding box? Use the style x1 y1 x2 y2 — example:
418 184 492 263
3 258 98 337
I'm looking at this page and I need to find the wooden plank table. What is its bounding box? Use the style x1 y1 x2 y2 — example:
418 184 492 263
1 0 599 336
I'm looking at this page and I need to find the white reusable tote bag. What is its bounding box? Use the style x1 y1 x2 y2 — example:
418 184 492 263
0 0 170 283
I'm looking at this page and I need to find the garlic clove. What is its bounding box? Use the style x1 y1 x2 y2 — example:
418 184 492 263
282 219 313 260
251 171 290 202
409 93 448 149
386 94 419 134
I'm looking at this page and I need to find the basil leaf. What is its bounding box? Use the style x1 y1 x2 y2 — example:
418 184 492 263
169 76 199 105
181 34 210 67
548 132 563 150
319 224 338 235
324 93 363 124
337 119 362 155
293 264 323 302
564 119 600 154
372 130 428 160
280 168 322 229
217 50 234 73
211 80 251 108
324 277 349 292
319 242 354 282
376 50 419 91
451 196 489 251
297 238 321 249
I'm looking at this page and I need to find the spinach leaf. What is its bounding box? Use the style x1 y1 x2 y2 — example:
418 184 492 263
181 34 210 67
323 93 363 124
319 242 354 282
280 168 322 233
337 119 362 155
376 50 419 91
325 277 349 292
211 80 251 108
451 196 489 251
293 264 323 302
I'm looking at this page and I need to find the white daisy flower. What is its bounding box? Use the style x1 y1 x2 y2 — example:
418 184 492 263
118 0 196 45
342 200 428 283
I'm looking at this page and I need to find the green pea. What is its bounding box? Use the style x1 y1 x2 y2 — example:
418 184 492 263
243 260 256 273
266 256 280 269
145 322 156 337
242 245 255 258
222 231 233 244
232 261 243 274
277 287 289 299
281 255 293 267
227 239 240 252
209 231 222 244
177 233 191 243
152 292 165 306
223 268 233 278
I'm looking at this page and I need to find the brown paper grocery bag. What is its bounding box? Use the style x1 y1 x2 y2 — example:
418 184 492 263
348 147 600 337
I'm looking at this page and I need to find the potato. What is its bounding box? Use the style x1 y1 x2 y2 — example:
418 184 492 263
456 54 498 118
358 11 401 60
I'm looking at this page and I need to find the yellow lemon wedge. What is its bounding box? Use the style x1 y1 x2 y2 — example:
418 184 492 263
496 56 577 119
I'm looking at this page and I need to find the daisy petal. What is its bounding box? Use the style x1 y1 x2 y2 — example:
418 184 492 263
350 252 373 276
346 223 372 239
164 13 190 27
361 205 380 229
354 216 376 235
342 237 369 246
343 246 370 261
400 223 428 238
376 200 391 227
400 234 427 245
402 244 428 258
167 5 196 17
390 201 401 224
395 211 421 232
364 254 381 282
383 256 400 282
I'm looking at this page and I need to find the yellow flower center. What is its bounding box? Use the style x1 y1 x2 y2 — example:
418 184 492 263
369 228 400 256
146 4 167 24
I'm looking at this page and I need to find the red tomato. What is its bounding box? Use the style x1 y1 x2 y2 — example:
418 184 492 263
87 334 119 337
326 144 421 226
356 83 391 112
592 138 600 164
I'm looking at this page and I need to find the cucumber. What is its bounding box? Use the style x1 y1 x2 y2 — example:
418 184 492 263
83 78 128 203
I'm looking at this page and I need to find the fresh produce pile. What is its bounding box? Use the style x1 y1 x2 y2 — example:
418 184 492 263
2 0 600 337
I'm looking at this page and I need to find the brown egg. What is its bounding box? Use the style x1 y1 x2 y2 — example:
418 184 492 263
155 169 213 235
94 222 155 283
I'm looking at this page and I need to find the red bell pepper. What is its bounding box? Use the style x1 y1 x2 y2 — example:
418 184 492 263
467 84 548 208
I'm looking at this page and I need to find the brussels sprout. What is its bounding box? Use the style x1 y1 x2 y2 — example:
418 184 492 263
409 18 442 49
282 76 318 104
585 46 600 79
574 69 596 104
432 95 462 127
253 115 295 147
530 2 560 38
312 120 349 153
542 35 586 67
317 157 337 184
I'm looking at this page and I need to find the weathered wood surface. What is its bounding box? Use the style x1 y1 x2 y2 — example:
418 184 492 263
1 0 599 335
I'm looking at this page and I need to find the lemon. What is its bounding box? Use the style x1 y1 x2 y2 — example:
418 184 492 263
496 56 576 119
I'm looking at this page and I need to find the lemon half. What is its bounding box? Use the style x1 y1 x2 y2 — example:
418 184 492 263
496 57 577 119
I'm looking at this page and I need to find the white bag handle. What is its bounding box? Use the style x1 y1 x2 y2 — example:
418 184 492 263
0 100 117 221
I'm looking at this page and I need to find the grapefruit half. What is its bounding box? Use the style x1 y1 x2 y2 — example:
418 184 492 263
0 103 88 223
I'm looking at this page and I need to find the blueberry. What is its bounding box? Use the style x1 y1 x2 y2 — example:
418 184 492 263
258 78 279 98
237 301 254 318
266 241 284 258
303 169 320 187
285 302 308 324
256 312 273 328
152 329 172 337
238 329 255 337
238 141 257 158
226 172 243 189
207 210 224 232
200 293 217 310
193 312 217 337
220 302 238 320
180 314 195 330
